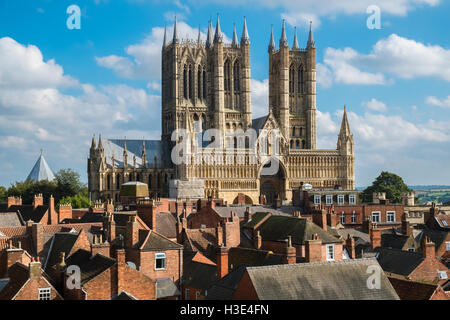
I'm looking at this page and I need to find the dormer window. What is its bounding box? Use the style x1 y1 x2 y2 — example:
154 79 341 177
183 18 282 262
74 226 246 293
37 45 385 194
326 195 333 205
326 244 335 261
314 195 321 205
38 288 51 300
337 195 344 205
349 194 356 205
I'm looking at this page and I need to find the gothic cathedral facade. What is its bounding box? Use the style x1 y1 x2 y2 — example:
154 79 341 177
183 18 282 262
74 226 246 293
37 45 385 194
88 17 355 205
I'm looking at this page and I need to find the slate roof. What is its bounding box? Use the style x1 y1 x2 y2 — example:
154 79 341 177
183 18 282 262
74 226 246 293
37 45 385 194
43 232 80 274
245 213 342 245
111 290 138 300
374 247 424 276
434 214 450 230
5 205 48 223
243 258 399 300
205 266 247 300
251 116 268 132
214 205 295 219
415 228 449 250
156 278 181 298
26 152 55 182
155 212 177 239
183 228 217 259
104 139 172 169
137 230 182 251
227 247 286 268
0 263 30 300
388 277 443 300
0 212 24 227
78 254 116 285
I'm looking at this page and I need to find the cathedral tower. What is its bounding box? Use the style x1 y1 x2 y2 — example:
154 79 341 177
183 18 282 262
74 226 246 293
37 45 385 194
268 21 317 150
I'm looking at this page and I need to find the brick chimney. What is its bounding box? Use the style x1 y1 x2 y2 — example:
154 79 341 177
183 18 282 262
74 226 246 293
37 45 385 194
207 196 215 209
31 222 44 256
254 230 262 249
429 202 439 219
126 215 139 248
283 236 296 264
29 258 42 279
312 208 327 231
104 213 116 243
305 234 322 262
216 245 229 280
216 223 223 246
48 195 58 225
345 234 356 259
402 219 412 236
116 249 126 294
58 204 73 223
33 194 43 209
106 199 114 214
370 223 381 249
423 236 435 259
7 196 19 208
5 245 25 276
91 234 110 257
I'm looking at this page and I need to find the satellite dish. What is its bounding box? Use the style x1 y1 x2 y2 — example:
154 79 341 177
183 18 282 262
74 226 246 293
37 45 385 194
126 261 137 269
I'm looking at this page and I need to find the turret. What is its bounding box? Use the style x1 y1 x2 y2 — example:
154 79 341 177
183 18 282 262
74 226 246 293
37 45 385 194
292 27 299 50
240 17 251 128
172 16 179 44
268 25 275 53
206 19 213 48
305 21 317 149
162 25 168 50
141 140 146 168
123 138 128 169
337 106 354 156
213 14 223 44
231 23 238 47
240 16 250 46
307 21 315 49
278 20 290 139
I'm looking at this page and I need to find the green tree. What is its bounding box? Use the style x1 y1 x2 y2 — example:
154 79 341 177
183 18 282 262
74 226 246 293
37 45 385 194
0 186 7 203
7 180 57 204
361 171 412 204
54 168 85 200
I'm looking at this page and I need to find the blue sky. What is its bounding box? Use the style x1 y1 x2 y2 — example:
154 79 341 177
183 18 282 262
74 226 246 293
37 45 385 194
0 0 449 188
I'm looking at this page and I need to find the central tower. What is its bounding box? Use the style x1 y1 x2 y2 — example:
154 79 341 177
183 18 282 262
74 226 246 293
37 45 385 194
268 21 317 150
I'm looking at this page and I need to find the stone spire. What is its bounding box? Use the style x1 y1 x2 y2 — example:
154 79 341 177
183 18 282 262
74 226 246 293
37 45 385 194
241 17 250 45
279 19 288 48
197 25 201 44
292 26 299 50
162 24 168 49
91 134 96 149
123 137 128 169
268 24 275 52
141 139 146 168
98 134 103 151
339 105 352 137
214 14 223 43
206 19 213 48
232 23 238 47
307 21 315 48
173 16 179 44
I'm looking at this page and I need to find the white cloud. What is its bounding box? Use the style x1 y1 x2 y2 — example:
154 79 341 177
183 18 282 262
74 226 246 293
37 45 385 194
250 79 269 118
426 95 450 108
95 21 231 80
0 37 162 185
281 12 320 29
320 34 450 87
207 0 440 28
364 98 387 112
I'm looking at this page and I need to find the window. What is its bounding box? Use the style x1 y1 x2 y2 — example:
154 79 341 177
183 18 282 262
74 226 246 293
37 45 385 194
233 62 240 92
438 271 448 280
326 195 333 205
351 211 356 224
349 194 356 205
38 288 51 300
337 195 344 205
442 220 448 227
183 65 188 99
326 244 335 261
446 241 450 251
371 212 380 223
407 248 415 252
314 195 321 205
202 70 207 99
340 212 345 224
195 291 201 300
185 288 190 300
197 68 202 100
289 66 295 94
298 67 303 94
155 253 166 270
387 211 396 223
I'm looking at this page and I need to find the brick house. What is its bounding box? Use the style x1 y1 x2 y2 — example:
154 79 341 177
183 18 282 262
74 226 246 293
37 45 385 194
0 259 62 300
388 276 449 300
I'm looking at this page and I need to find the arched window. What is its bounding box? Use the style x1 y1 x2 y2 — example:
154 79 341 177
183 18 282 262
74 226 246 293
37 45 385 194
197 67 202 100
233 62 240 92
148 174 152 188
295 140 300 149
136 173 140 182
290 140 294 149
107 174 111 190
188 65 193 100
289 65 295 94
292 127 296 137
183 65 188 99
202 70 207 99
129 173 134 181
116 174 121 190
302 140 306 149
298 66 303 94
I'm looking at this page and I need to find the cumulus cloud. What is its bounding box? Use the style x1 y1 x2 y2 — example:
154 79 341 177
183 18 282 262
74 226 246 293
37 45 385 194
364 98 387 112
426 95 450 108
320 34 450 87
317 106 450 185
0 37 161 185
251 79 269 118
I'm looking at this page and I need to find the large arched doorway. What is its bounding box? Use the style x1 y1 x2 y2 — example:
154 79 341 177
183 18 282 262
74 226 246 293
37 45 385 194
259 157 286 205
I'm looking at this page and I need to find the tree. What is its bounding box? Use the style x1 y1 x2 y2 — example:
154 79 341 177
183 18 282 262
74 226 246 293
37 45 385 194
54 168 85 200
7 180 57 204
361 171 412 204
0 186 7 203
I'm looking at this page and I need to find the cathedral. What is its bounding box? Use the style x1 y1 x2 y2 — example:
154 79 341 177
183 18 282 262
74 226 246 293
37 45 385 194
88 16 355 205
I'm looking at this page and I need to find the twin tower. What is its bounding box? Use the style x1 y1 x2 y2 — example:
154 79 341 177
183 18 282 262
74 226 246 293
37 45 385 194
161 16 317 151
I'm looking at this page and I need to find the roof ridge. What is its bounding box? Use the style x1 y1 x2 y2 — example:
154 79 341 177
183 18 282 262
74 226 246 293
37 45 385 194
246 257 378 270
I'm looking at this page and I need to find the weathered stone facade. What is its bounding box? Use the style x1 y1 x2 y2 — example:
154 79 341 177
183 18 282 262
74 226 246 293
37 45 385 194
88 17 355 205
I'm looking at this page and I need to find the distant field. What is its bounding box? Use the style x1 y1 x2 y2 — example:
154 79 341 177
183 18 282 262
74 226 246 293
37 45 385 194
355 186 450 204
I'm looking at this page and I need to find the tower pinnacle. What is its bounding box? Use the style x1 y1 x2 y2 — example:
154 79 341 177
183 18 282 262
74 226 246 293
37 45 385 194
173 16 179 44
214 14 223 43
279 19 288 48
268 25 275 52
307 21 315 48
241 16 250 45
292 26 299 50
